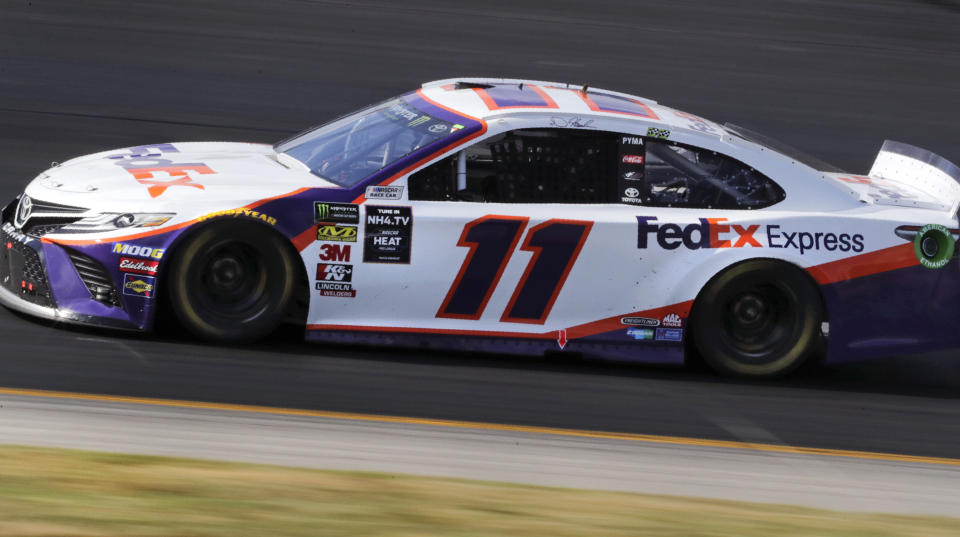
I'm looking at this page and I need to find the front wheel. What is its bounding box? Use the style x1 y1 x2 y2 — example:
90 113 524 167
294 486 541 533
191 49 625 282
691 260 823 378
167 221 298 343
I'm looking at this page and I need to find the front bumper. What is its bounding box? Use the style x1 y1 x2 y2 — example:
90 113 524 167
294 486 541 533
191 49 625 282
0 219 140 331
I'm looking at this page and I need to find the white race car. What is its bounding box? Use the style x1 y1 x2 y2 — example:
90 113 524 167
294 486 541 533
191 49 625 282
2 77 958 377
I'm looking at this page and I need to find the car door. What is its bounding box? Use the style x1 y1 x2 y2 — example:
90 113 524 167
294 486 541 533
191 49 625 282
312 127 658 341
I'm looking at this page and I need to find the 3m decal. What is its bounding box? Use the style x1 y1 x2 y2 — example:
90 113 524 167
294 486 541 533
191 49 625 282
363 206 413 264
112 243 165 259
655 327 683 342
636 217 864 254
119 257 159 276
319 244 351 262
107 144 214 198
122 274 155 298
314 202 359 224
437 217 593 324
365 185 404 200
317 224 358 242
621 317 659 327
198 208 277 225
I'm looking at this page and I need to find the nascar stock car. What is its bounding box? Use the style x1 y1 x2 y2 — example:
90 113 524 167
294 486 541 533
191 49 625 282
2 78 959 377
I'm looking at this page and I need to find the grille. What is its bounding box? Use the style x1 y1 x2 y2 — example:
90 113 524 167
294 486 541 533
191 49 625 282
29 199 88 214
23 218 86 237
66 248 122 308
17 197 88 238
0 225 53 307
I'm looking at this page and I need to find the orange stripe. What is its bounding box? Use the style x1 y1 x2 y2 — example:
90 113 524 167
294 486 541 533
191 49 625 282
807 243 918 285
307 300 694 340
45 187 311 246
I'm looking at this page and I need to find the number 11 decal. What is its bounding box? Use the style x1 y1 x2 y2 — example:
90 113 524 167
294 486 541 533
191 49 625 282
437 216 593 324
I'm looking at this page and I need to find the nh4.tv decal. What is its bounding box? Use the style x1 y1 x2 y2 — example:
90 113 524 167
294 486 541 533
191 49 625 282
363 206 413 264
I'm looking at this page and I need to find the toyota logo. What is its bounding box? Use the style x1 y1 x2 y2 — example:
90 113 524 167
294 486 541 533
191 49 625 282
14 195 32 229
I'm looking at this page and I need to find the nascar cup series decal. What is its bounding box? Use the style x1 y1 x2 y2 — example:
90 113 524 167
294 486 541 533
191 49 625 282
365 185 404 200
637 217 864 253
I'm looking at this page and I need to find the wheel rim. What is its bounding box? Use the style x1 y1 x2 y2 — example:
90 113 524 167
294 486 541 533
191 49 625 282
191 239 270 322
720 282 797 362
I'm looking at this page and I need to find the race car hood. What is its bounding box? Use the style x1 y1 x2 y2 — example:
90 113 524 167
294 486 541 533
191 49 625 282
22 141 336 211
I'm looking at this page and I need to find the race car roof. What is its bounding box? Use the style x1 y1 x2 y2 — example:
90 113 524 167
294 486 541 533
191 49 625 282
420 77 722 134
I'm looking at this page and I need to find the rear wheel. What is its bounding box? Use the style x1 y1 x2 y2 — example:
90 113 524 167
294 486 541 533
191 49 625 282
167 221 298 343
691 260 823 378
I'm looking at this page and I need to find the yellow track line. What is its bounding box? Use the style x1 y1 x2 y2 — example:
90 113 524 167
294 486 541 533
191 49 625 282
2 386 958 467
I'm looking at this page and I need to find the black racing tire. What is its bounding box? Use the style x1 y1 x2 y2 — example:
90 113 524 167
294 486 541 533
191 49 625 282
167 221 298 343
691 259 823 378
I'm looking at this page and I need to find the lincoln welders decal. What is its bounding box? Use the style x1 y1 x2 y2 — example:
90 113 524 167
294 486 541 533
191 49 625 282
363 206 412 264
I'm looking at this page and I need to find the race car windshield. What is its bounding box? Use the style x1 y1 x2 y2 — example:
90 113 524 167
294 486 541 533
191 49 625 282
276 98 458 187
723 123 845 173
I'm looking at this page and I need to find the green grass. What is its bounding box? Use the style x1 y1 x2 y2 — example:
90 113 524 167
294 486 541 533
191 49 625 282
0 444 957 536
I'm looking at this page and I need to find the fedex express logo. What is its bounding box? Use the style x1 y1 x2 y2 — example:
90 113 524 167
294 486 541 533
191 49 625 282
107 144 214 198
637 217 865 254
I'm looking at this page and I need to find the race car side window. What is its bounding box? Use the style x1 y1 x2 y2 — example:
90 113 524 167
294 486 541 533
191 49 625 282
409 129 620 203
631 140 785 209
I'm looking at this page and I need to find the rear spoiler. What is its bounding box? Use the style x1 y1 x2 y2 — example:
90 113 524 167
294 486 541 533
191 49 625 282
869 140 960 215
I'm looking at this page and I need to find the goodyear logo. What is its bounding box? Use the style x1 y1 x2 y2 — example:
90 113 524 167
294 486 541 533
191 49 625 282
122 274 155 298
112 243 165 259
198 208 277 225
317 224 357 242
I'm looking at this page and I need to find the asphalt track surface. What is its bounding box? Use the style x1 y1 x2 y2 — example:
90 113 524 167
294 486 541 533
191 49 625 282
2 0 960 476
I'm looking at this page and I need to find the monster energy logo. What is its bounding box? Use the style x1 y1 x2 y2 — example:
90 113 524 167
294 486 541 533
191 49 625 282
314 202 359 224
